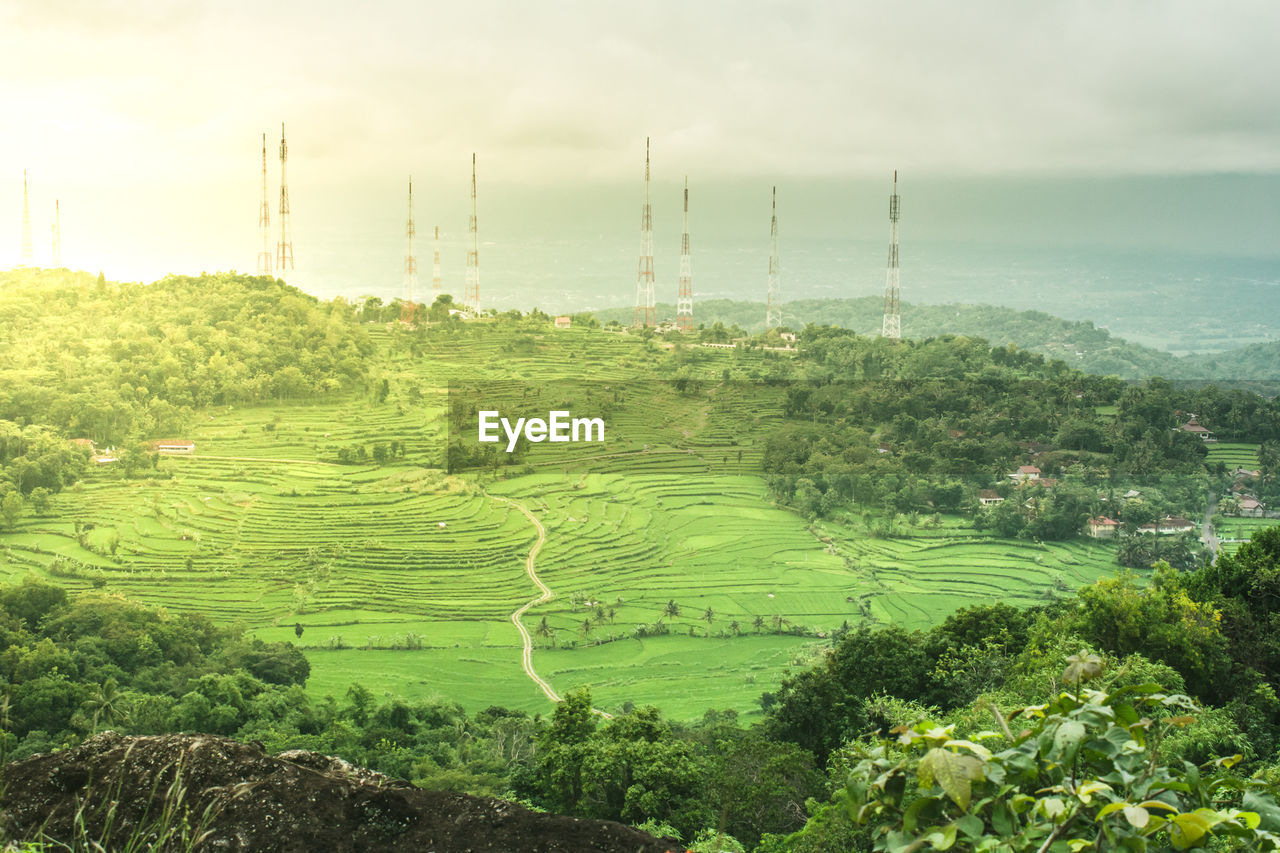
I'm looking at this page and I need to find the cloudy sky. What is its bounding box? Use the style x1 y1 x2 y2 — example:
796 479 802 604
2 0 1279 286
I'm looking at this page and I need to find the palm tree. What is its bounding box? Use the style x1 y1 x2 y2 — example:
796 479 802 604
702 607 715 636
663 599 680 619
752 615 765 634
580 618 593 638
87 678 128 733
729 620 741 636
536 616 556 648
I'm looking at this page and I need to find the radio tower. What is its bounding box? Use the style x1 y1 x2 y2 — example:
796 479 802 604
51 199 61 267
432 225 441 294
881 171 901 339
765 186 781 330
257 133 272 275
276 123 294 272
464 154 479 311
676 177 693 332
634 137 655 327
20 170 33 265
402 177 418 323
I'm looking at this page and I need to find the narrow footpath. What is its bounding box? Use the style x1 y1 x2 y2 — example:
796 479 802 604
489 493 613 719
489 495 561 703
1203 491 1220 563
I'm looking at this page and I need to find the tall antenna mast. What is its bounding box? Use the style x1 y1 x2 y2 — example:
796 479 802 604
881 171 901 339
276 122 294 272
51 199 61 267
257 132 272 275
21 170 33 265
402 176 417 323
676 177 693 332
765 186 781 330
432 225 441 294
635 137 656 327
464 153 480 311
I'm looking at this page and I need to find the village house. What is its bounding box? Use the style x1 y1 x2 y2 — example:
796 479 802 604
1178 416 1215 442
1238 496 1266 518
1010 465 1041 482
978 489 1005 506
150 440 195 455
554 316 571 330
1087 516 1120 538
1136 515 1197 535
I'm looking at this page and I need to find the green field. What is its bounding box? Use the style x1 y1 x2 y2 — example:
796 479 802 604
0 325 1134 719
1208 442 1261 469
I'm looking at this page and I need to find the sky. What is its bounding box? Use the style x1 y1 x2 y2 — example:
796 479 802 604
2 0 1279 291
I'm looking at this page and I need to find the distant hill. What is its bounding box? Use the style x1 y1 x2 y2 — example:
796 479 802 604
591 297 1279 381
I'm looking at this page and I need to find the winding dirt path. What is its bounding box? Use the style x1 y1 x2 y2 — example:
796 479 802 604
490 495 562 703
490 494 612 718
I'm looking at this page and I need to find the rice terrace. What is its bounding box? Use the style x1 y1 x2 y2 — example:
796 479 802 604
0 292 1136 721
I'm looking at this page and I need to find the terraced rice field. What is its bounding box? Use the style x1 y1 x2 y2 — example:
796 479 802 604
1218 517 1278 555
0 324 1131 718
815 517 1121 631
1207 442 1261 469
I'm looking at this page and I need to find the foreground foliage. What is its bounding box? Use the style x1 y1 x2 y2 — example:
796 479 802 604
840 654 1279 851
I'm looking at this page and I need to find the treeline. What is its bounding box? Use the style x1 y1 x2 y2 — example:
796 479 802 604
591 295 1280 381
5 529 1280 850
760 327 1280 532
0 581 308 753
757 528 1280 850
0 269 373 445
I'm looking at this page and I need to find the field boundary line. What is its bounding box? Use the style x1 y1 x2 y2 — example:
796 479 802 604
176 454 343 466
489 493 612 719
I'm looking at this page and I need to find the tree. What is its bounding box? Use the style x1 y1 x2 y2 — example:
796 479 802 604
85 677 129 733
832 657 1280 852
702 607 716 636
663 599 681 619
2 490 24 530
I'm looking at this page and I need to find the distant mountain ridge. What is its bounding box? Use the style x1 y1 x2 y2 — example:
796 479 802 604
590 296 1280 381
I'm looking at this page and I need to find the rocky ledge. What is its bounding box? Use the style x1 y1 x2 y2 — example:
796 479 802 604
2 732 680 853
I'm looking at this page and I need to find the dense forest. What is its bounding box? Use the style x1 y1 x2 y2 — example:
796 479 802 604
747 328 1279 569
0 270 374 523
0 269 372 444
4 529 1280 849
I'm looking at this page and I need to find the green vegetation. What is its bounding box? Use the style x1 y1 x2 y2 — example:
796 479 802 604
595 296 1280 381
3 266 1280 849
6 530 1280 850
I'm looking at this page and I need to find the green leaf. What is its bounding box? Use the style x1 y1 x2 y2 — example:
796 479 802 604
955 814 984 839
923 822 958 850
918 748 984 811
1123 805 1150 828
944 739 993 761
1168 812 1212 849
1243 791 1280 832
1052 719 1087 760
1064 651 1103 684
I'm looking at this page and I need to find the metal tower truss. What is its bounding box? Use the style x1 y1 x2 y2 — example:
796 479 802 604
765 186 781 330
432 225 442 294
676 177 693 332
402 177 418 323
21 170 33 265
257 132 272 275
464 154 480 311
51 199 61 267
881 171 901 339
634 137 655 328
276 123 294 272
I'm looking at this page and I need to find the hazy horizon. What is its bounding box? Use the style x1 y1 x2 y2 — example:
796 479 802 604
3 0 1279 336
